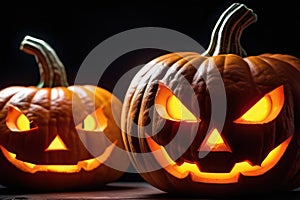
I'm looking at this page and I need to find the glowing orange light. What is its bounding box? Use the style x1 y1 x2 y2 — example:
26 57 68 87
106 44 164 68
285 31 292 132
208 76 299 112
234 85 284 124
207 129 224 146
95 106 108 131
82 114 96 131
16 113 30 131
198 128 232 152
146 135 291 184
45 135 68 151
240 97 271 122
6 105 34 132
77 106 108 132
155 83 198 122
0 141 117 173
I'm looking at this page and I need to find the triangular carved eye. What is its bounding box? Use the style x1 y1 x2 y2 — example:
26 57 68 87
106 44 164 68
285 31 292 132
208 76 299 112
76 106 108 132
234 85 284 124
155 83 199 122
6 105 37 132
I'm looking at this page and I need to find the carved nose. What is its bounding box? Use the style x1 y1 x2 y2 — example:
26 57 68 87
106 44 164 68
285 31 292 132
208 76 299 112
198 128 232 152
45 135 68 151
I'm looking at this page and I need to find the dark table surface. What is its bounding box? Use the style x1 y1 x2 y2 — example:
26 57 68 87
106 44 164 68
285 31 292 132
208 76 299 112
1 182 300 200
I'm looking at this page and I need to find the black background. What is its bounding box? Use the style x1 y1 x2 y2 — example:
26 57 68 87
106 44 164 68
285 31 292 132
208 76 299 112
0 1 299 181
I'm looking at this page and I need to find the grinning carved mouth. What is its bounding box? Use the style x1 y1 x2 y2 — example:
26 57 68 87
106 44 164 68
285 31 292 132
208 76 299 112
147 136 292 184
0 141 117 174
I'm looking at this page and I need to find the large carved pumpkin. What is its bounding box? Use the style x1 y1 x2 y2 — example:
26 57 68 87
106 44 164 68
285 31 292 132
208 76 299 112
0 36 125 191
121 3 300 196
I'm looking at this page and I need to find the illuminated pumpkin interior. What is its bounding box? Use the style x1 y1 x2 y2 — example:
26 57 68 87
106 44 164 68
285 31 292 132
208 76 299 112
0 141 117 173
147 135 291 183
76 106 108 131
16 114 30 131
155 83 198 122
198 128 232 152
6 105 37 132
45 135 68 151
234 85 284 124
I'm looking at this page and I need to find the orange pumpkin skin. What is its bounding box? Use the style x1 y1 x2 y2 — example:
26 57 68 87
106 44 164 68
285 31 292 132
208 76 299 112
121 3 300 196
0 36 125 191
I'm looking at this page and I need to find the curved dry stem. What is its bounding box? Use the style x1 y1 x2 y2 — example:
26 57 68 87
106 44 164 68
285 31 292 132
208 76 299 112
20 35 69 87
203 3 257 57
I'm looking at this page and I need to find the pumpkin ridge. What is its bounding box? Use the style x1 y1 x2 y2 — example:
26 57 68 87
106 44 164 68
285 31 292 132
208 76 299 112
164 55 197 89
7 88 41 115
178 56 205 85
129 84 148 126
192 57 212 84
156 53 197 70
0 87 27 111
151 53 198 90
28 88 51 112
227 54 254 82
267 54 300 73
68 86 99 116
196 56 220 84
80 85 111 106
262 54 300 73
136 53 179 79
125 53 196 105
137 83 159 128
152 52 197 67
255 56 295 84
26 88 49 112
243 56 285 97
243 57 265 95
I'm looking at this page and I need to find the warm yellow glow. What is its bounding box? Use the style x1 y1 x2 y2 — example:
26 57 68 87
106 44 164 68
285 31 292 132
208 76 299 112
207 128 224 146
146 135 291 184
166 95 197 121
240 97 271 122
95 106 108 131
241 137 291 176
83 114 96 131
0 141 117 173
235 85 284 124
45 135 68 151
6 105 36 132
76 107 108 132
16 113 31 131
199 128 232 152
155 83 198 122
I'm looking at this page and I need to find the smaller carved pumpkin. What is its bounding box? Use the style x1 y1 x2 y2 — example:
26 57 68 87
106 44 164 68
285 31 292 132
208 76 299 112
0 36 126 191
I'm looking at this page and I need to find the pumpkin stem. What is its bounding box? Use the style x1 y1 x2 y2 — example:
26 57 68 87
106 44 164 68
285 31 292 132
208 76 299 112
20 35 69 88
203 3 257 57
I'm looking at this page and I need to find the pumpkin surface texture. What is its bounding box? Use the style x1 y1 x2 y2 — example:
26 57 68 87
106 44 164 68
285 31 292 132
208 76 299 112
121 3 300 196
0 36 125 191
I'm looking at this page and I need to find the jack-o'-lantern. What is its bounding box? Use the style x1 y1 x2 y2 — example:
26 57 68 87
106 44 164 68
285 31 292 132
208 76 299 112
0 36 125 191
121 3 300 196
